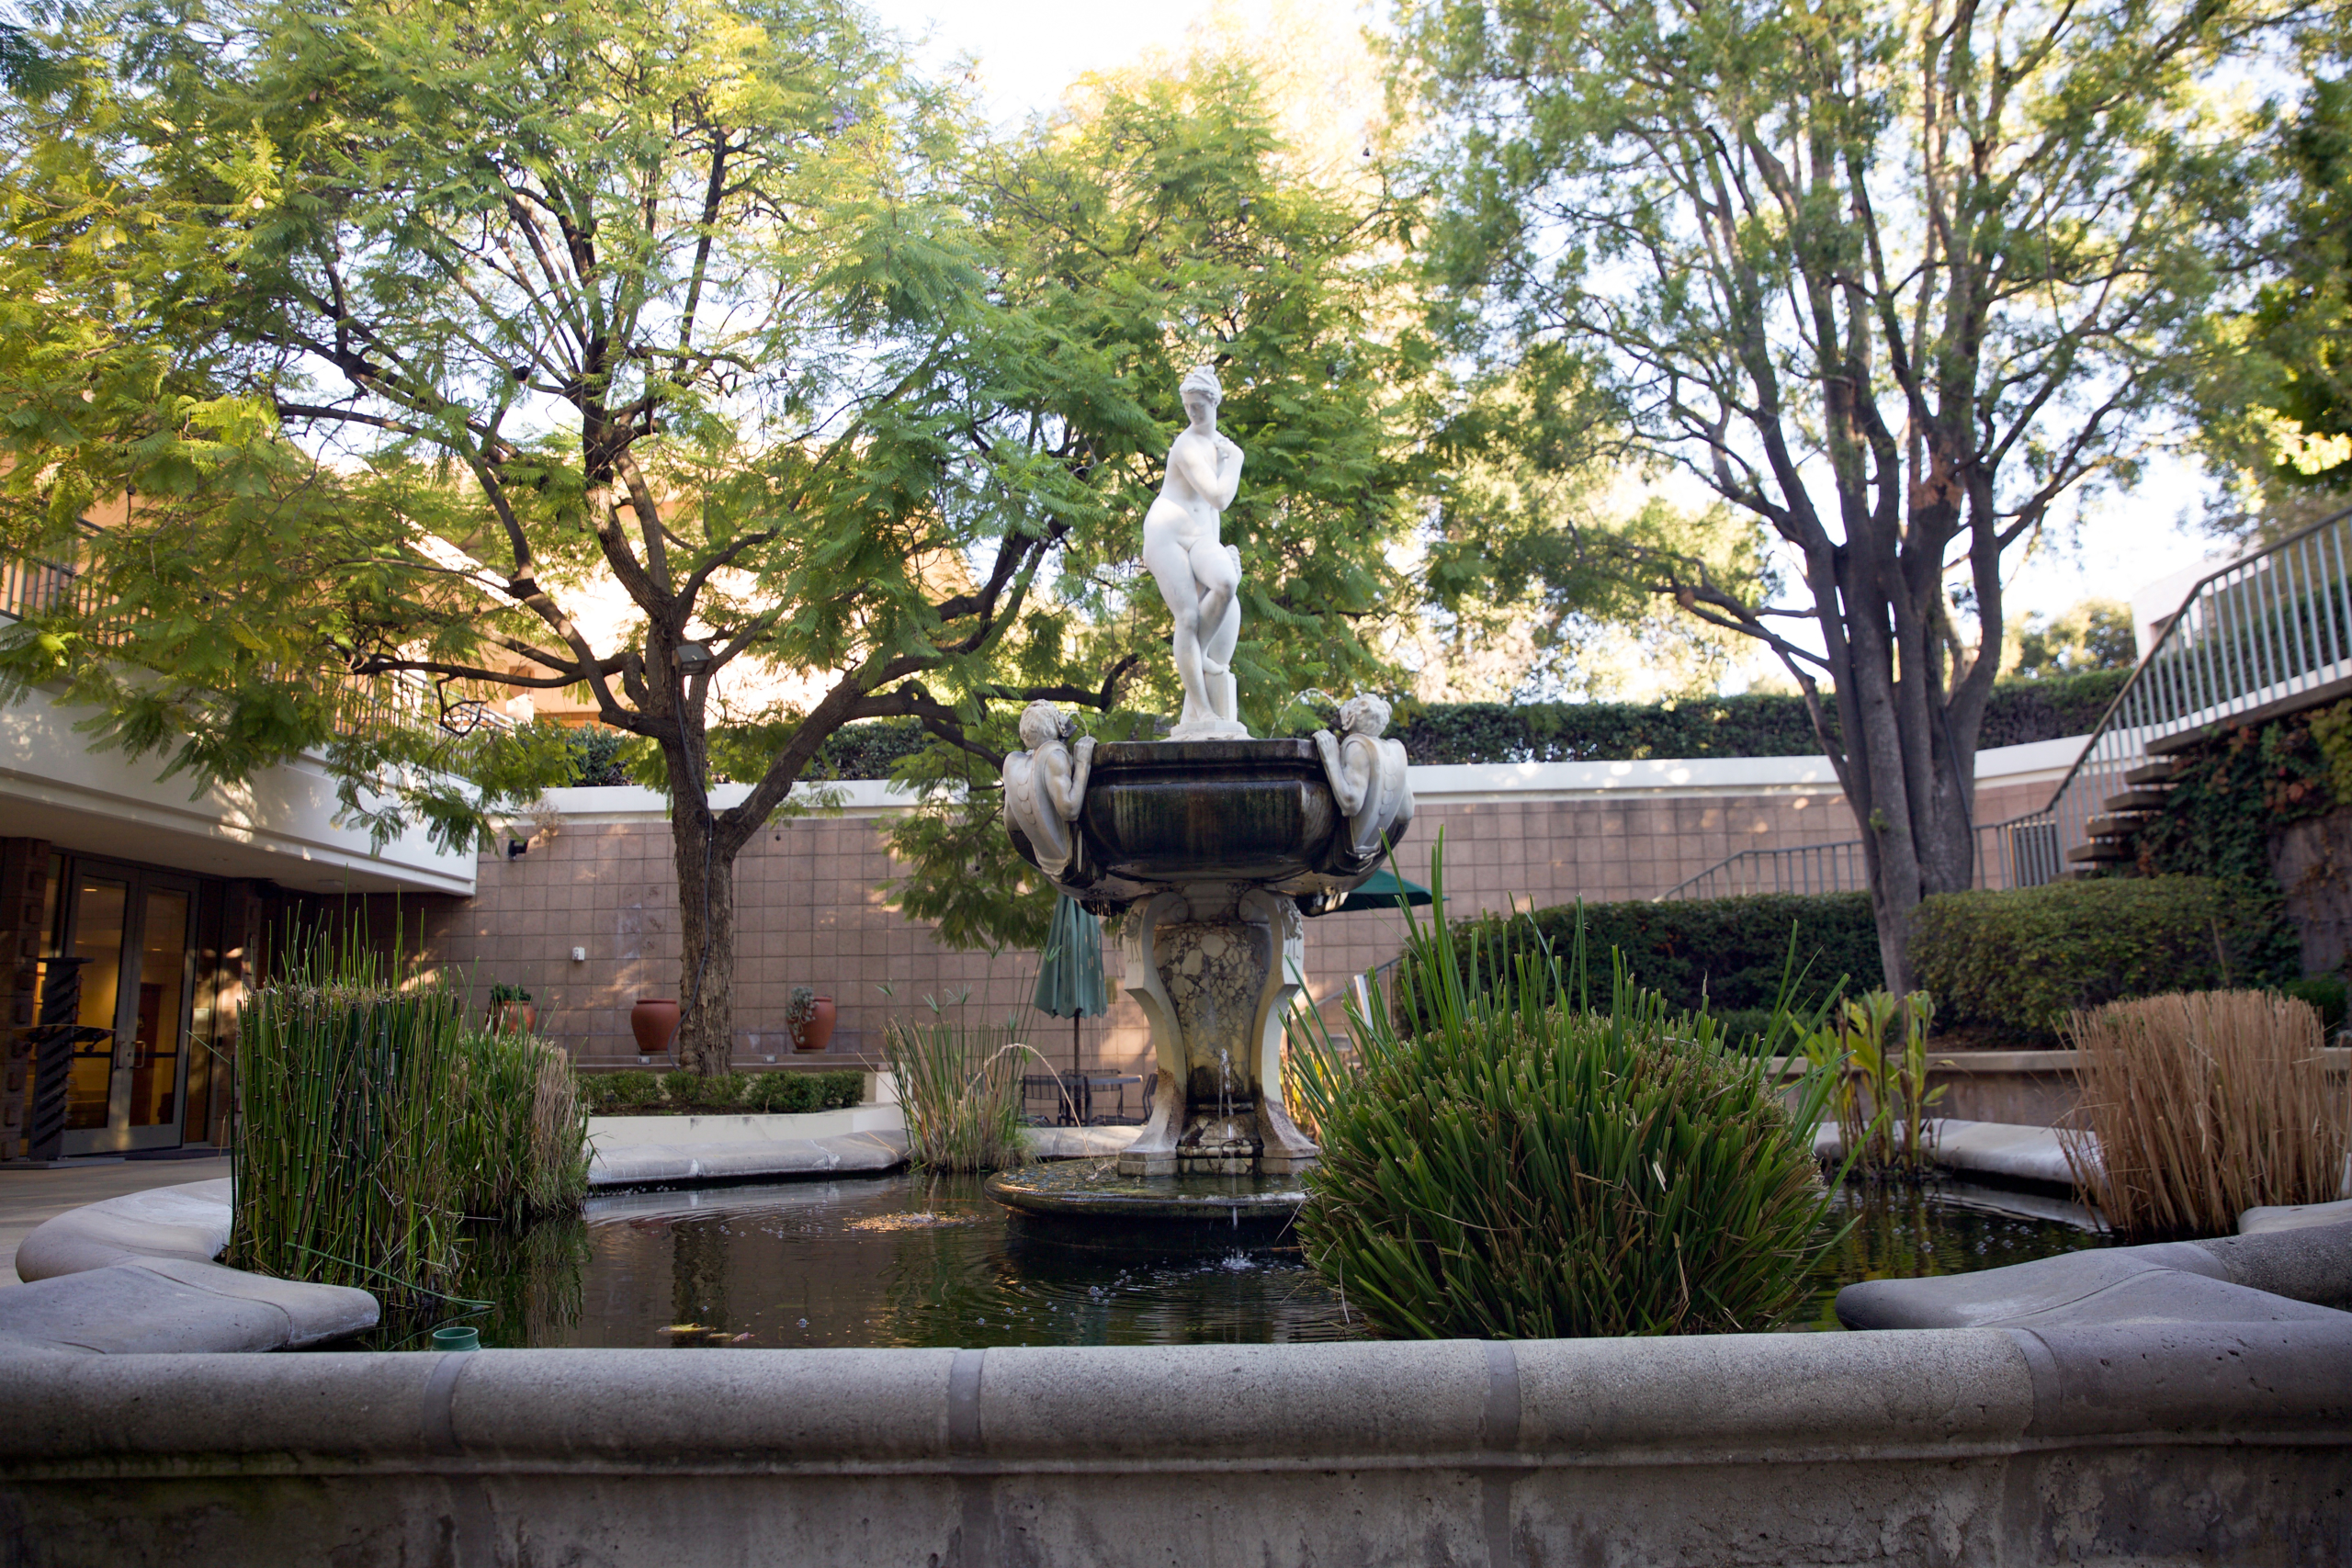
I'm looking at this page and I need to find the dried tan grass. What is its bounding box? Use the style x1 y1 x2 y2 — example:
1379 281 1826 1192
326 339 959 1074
2062 990 2348 1241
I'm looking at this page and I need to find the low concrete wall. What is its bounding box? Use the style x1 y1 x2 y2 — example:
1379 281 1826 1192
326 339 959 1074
2 1328 2346 1566
586 1106 907 1188
1785 1047 2352 1130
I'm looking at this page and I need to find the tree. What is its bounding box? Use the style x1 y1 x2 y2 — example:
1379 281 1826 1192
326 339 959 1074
2009 599 2136 678
0 0 1434 1064
2196 72 2352 526
1401 0 2299 988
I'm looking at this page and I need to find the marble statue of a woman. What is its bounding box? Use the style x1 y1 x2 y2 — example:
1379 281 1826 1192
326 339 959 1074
1001 701 1095 879
1144 365 1250 739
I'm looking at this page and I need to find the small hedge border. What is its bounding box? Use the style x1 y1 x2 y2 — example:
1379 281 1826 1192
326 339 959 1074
579 1068 865 1116
1405 891 1883 1049
1910 875 2298 1039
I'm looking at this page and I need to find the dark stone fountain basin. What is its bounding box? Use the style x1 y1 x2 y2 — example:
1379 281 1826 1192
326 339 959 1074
985 1160 1306 1250
1009 739 1362 910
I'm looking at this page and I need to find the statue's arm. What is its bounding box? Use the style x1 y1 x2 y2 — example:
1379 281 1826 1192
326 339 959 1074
1061 736 1096 820
1170 434 1240 510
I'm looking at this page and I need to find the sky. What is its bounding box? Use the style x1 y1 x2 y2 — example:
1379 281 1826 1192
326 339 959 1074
858 0 2233 642
863 0 1229 127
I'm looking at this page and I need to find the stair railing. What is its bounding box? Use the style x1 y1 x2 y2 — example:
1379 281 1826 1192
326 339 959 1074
1997 500 2352 884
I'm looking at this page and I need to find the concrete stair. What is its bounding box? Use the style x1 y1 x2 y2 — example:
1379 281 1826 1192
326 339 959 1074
2063 757 2189 872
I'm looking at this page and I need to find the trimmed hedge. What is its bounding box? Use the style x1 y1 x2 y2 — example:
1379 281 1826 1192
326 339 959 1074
1910 876 2298 1039
711 672 2131 781
1408 892 1883 1046
578 1068 864 1115
1388 670 2126 767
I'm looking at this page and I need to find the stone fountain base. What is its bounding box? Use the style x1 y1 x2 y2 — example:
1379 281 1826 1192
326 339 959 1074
1109 883 1318 1180
984 1161 1305 1250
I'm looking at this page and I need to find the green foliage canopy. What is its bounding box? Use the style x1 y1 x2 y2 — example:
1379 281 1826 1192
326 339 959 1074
0 0 1440 1046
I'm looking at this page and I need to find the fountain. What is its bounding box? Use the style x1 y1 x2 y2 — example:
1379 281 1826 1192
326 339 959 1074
986 366 1414 1241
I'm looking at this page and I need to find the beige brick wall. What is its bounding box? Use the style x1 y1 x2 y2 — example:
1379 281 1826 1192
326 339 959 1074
417 761 2068 1077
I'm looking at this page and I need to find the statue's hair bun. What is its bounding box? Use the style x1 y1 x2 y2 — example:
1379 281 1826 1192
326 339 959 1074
1180 365 1222 402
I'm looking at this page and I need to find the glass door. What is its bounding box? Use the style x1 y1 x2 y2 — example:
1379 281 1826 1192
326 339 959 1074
56 863 201 1155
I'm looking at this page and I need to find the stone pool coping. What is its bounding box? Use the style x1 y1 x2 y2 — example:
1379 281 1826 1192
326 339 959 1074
1 1179 376 1355
3 1327 2347 1563
5 1180 2350 1562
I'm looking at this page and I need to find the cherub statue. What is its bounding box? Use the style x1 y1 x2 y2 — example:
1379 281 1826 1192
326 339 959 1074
1313 694 1413 868
1143 364 1249 739
1001 700 1096 880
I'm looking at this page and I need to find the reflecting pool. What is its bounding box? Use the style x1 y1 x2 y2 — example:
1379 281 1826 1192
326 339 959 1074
381 1173 2106 1350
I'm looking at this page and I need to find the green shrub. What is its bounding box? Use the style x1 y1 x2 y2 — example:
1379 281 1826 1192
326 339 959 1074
2283 973 2348 1033
1911 876 2297 1038
1291 858 1839 1338
1406 892 1880 1044
817 1069 865 1109
588 1070 660 1111
743 1073 820 1113
447 1030 590 1225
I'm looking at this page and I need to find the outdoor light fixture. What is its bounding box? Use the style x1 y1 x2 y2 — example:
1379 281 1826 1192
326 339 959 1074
506 837 527 859
675 640 714 672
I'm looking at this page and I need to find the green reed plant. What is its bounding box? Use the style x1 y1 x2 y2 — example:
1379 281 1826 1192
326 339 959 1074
1797 990 1944 1181
226 942 464 1308
1289 843 1843 1338
881 988 1032 1173
447 1029 591 1226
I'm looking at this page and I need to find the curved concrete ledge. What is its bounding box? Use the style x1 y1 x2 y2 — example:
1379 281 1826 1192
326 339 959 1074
586 1106 909 1188
588 1128 908 1188
1839 1214 2352 1329
1 1327 2347 1564
1815 1115 2082 1187
0 1180 377 1354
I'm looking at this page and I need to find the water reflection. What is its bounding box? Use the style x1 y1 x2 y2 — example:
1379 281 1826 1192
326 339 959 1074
400 1172 2102 1348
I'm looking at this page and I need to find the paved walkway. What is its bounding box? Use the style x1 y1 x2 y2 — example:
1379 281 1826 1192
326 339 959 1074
0 1157 233 1285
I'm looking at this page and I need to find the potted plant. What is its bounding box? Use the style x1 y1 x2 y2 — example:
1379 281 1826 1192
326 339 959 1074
488 983 537 1037
786 986 836 1054
630 998 681 1056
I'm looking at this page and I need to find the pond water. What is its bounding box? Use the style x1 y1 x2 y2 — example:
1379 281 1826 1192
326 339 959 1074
379 1173 2106 1350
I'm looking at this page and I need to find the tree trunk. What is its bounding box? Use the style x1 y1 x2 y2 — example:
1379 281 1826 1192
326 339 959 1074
671 795 739 1076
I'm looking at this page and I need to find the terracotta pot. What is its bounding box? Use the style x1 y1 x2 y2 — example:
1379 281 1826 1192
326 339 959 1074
492 1001 538 1037
792 996 837 1054
630 998 681 1056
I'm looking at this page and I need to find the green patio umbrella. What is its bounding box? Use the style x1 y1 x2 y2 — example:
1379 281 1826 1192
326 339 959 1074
1033 894 1109 1097
1329 866 1433 914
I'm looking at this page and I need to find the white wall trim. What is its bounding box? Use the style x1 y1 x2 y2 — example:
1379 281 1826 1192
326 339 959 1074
539 735 2090 827
1 689 477 895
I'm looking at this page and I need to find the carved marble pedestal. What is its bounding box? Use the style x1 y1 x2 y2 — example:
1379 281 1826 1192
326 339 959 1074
1114 884 1318 1178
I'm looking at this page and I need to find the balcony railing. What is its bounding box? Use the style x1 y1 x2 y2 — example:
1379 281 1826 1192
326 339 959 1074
2 535 514 743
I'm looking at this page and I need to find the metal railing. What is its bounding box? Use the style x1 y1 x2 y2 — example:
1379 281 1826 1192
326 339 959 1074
2 535 515 743
1658 502 2352 900
1999 502 2352 885
1658 840 1868 900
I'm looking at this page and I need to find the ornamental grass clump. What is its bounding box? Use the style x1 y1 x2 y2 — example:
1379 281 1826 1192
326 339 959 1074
2063 989 2349 1241
227 946 464 1307
882 989 1030 1173
1291 852 1840 1339
447 1029 591 1226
